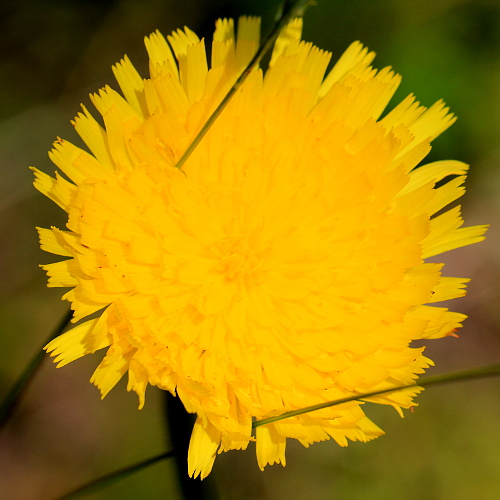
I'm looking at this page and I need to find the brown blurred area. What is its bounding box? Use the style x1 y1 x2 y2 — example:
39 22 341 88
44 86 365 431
1 0 500 498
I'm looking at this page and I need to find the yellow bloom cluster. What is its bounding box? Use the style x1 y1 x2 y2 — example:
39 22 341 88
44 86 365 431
34 17 487 478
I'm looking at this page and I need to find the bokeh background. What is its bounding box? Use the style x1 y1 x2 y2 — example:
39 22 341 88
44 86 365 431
1 0 500 498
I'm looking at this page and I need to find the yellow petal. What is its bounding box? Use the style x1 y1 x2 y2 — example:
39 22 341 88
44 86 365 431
48 138 110 184
41 259 84 288
401 160 468 197
112 55 148 118
235 16 261 69
188 417 221 479
256 424 286 470
269 17 302 67
45 316 111 367
127 357 149 409
318 41 375 99
72 105 114 169
145 30 179 80
37 227 73 257
31 167 76 211
90 341 135 398
430 277 470 302
422 204 488 258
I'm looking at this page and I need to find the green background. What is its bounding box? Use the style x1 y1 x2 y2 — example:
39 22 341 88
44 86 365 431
1 0 499 498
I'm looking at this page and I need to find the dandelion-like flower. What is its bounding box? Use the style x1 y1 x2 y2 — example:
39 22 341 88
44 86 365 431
34 17 487 478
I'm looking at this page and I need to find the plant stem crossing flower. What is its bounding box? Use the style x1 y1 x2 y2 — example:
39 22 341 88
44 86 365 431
34 17 487 479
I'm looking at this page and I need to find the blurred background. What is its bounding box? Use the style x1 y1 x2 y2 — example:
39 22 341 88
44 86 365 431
1 0 500 498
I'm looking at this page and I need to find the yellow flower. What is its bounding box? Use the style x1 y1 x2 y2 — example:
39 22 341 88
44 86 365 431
34 17 487 478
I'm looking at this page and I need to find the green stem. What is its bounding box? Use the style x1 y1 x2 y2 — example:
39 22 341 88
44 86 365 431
173 0 313 172
0 308 73 428
253 363 500 428
55 450 175 500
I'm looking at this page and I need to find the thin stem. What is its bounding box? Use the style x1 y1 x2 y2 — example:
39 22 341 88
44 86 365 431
55 450 175 500
253 363 500 428
173 0 313 172
0 308 73 428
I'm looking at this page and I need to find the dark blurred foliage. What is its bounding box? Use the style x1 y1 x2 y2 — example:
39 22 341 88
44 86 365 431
1 0 500 499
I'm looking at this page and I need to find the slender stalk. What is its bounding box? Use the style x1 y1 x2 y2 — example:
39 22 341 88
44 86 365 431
0 308 73 428
253 363 500 428
173 0 313 172
55 450 175 500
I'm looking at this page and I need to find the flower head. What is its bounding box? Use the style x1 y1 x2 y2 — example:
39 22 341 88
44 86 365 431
35 17 487 478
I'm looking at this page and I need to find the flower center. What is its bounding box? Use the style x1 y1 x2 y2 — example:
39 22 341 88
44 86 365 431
215 236 267 286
